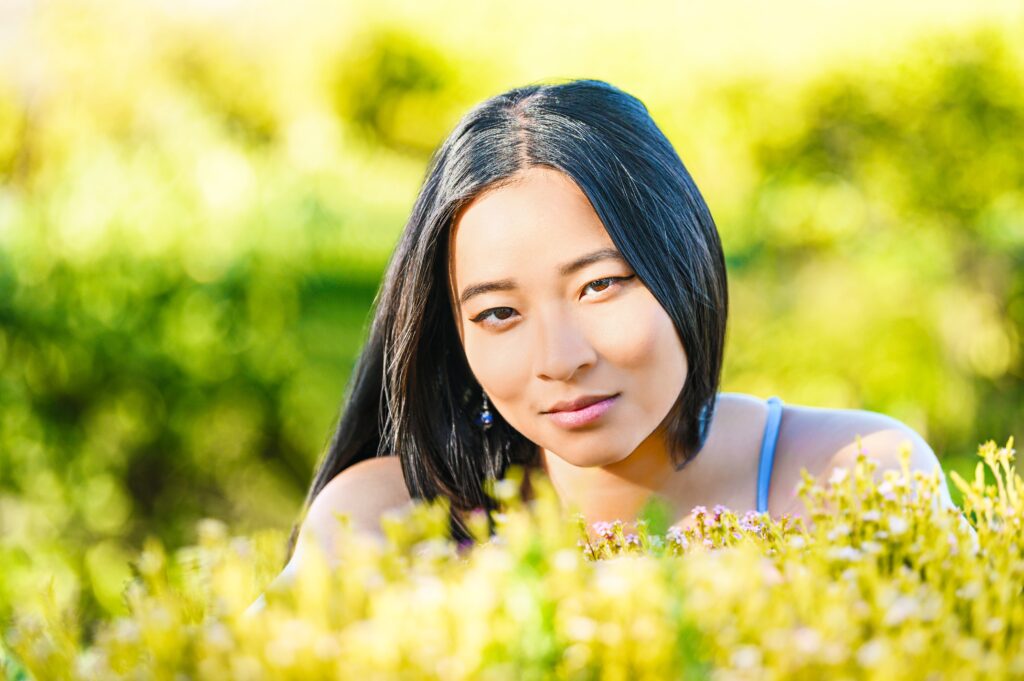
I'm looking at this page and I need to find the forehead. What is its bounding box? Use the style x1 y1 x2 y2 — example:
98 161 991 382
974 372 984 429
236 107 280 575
449 166 614 285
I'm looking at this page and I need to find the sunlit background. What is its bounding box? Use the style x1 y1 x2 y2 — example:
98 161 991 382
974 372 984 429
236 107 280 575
1 0 1022 628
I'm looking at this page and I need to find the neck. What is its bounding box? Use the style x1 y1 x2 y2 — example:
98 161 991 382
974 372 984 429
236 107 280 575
537 425 694 536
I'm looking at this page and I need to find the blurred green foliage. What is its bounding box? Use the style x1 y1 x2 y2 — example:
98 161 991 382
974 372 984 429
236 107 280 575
721 28 1023 453
0 0 1020 637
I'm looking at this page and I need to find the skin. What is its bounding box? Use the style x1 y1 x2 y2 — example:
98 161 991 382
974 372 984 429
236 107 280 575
254 164 959 608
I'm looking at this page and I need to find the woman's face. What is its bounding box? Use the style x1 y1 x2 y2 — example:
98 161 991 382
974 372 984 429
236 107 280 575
448 165 688 467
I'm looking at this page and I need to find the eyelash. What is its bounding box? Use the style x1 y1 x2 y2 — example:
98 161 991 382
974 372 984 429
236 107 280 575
469 275 636 326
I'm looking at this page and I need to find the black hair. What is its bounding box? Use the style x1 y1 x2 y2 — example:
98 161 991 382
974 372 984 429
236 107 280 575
285 78 728 562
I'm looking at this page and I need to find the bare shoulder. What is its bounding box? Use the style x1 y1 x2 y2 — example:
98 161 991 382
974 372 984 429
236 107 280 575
321 456 412 507
297 456 414 564
256 457 412 602
773 401 955 516
311 456 413 529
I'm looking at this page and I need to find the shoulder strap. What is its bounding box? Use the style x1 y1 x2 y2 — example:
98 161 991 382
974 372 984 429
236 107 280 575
756 396 784 513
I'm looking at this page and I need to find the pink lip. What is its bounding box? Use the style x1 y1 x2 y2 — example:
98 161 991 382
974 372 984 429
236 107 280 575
545 394 620 429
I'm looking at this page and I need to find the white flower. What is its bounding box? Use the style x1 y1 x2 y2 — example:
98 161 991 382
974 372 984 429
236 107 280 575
883 595 919 626
493 479 519 500
956 582 982 599
887 516 909 536
730 645 762 669
793 627 822 654
565 616 598 641
828 467 849 486
856 638 887 667
860 540 884 555
829 546 862 562
986 617 1005 634
877 480 896 500
553 549 578 572
827 523 852 541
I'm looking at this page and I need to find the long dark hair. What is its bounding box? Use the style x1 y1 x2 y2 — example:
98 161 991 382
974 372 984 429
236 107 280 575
285 78 729 562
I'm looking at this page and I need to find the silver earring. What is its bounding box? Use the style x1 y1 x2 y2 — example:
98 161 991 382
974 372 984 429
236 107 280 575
474 391 494 430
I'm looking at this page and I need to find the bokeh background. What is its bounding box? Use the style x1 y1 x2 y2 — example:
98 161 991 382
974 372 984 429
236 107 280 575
1 0 1022 631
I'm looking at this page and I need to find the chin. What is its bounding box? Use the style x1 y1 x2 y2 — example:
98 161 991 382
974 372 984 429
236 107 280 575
548 440 630 468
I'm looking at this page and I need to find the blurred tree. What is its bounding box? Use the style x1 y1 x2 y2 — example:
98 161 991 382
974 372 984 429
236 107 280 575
723 27 1022 464
330 27 464 156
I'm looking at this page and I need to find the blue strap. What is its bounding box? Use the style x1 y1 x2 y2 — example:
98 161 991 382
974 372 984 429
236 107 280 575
756 396 784 513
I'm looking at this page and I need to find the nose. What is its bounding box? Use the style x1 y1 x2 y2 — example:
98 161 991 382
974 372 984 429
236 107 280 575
533 305 597 382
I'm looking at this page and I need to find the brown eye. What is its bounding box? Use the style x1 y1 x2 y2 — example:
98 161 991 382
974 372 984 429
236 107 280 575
471 306 517 325
583 275 635 297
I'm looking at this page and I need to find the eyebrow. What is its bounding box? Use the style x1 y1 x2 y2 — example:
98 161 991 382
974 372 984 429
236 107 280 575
457 247 626 307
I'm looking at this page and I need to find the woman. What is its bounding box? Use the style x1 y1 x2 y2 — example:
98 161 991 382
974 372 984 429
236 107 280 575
275 78 956 583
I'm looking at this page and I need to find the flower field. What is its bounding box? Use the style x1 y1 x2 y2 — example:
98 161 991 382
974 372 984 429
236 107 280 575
2 438 1019 680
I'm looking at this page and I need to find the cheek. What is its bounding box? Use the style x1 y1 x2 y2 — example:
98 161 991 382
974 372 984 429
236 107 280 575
589 292 687 380
462 333 532 405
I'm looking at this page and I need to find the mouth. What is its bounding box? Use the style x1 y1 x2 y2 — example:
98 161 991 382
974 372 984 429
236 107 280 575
542 393 621 414
543 393 621 429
